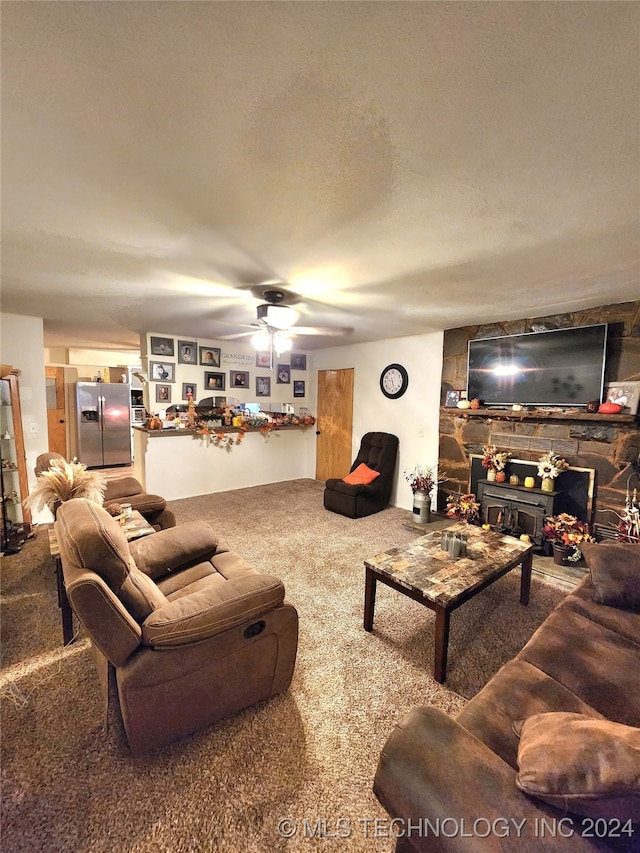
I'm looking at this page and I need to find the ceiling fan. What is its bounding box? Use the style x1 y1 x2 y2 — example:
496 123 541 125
219 287 351 342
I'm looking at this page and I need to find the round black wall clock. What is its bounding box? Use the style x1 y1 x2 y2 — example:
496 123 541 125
380 363 409 399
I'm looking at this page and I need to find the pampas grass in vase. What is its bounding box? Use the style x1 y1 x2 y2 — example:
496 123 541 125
24 457 107 515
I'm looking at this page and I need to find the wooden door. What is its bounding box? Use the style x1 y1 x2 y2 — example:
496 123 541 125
315 368 354 481
45 366 68 457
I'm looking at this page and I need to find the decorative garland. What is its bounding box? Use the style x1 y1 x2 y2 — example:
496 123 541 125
195 415 316 449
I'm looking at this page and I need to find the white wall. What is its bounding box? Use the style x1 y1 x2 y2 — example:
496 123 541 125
309 331 444 510
0 313 50 519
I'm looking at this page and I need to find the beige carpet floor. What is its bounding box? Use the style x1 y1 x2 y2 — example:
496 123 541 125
1 479 566 852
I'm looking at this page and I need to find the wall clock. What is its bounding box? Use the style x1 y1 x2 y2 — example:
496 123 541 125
380 363 409 399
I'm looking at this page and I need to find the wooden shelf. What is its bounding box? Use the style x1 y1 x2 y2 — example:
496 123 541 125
442 407 637 423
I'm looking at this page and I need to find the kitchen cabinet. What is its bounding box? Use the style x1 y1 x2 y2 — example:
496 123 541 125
1 370 32 554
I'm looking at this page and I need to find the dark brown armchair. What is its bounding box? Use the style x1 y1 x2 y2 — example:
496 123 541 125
323 432 399 518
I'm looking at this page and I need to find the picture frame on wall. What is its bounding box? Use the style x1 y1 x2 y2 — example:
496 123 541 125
230 370 249 388
182 382 197 401
178 340 197 364
290 353 307 370
150 362 175 382
445 389 462 408
256 351 271 368
605 381 640 414
199 347 221 367
150 336 175 357
256 376 271 397
204 371 225 391
156 384 171 404
276 364 290 384
293 380 305 398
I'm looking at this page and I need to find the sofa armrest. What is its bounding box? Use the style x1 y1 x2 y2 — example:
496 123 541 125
129 520 222 579
141 573 285 646
374 706 597 852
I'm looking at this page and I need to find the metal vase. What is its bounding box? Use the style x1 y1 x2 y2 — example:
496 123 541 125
412 490 431 524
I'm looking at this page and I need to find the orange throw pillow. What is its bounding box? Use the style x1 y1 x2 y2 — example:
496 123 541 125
343 463 380 485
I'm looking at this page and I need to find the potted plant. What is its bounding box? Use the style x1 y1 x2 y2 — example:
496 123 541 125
537 451 569 492
24 457 106 516
404 464 446 524
445 492 480 525
481 445 511 482
542 513 595 564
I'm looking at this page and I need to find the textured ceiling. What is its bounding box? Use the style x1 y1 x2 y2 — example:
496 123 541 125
1 1 639 352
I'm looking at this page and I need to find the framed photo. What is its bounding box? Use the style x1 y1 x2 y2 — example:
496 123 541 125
150 336 174 357
156 384 171 404
178 340 197 364
605 381 640 414
256 376 271 397
445 389 462 408
150 361 175 382
230 370 249 388
199 346 221 367
293 380 305 398
276 364 290 384
204 371 225 391
290 353 307 370
182 382 197 401
256 351 271 368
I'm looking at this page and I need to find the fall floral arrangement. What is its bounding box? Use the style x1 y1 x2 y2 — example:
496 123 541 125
446 492 480 524
542 513 595 560
537 451 569 481
404 464 445 495
481 444 511 471
25 457 106 513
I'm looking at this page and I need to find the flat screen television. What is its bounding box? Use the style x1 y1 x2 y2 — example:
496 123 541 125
467 324 608 408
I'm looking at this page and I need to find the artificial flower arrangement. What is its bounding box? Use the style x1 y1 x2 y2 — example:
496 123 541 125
445 492 480 524
24 457 106 513
537 451 569 481
481 444 511 472
404 464 445 495
542 512 595 561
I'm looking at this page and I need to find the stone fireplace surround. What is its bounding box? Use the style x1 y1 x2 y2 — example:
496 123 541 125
438 301 639 539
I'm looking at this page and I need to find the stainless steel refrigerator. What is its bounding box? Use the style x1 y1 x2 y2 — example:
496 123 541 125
76 382 132 468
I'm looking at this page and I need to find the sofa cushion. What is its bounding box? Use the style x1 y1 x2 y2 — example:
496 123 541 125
141 574 285 646
516 599 640 727
56 498 131 590
343 463 380 485
515 712 640 820
458 659 605 770
120 565 168 622
581 541 640 612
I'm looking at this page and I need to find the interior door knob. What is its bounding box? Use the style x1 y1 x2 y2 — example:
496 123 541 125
59 419 65 424
315 430 321 435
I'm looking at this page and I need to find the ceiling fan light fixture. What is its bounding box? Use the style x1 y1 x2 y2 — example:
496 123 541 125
250 329 271 352
257 304 300 330
273 330 292 355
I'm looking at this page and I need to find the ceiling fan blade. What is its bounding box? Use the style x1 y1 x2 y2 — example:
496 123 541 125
291 326 352 336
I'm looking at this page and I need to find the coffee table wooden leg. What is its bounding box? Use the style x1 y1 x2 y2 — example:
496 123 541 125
520 552 533 606
364 567 377 631
434 606 450 683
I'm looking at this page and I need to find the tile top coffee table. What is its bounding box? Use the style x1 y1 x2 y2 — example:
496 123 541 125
364 522 534 683
49 509 156 645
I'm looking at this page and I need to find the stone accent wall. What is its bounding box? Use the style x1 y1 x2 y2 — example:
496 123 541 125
438 301 640 535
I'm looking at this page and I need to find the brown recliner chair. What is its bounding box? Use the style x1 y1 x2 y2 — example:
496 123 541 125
34 452 176 529
55 498 299 754
323 432 399 518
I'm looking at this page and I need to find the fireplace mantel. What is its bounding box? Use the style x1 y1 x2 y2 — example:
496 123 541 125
442 407 636 424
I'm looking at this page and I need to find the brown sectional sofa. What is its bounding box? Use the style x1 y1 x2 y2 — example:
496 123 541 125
374 542 640 852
